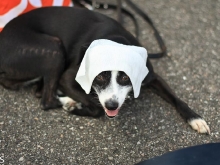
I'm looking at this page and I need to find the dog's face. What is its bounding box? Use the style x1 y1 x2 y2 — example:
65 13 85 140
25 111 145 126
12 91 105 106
92 71 132 118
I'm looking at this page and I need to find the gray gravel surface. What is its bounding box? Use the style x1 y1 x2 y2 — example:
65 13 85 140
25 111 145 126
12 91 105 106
0 0 220 164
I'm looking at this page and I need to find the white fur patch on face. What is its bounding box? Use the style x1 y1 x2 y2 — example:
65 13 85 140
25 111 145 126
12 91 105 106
96 71 132 110
58 96 82 111
188 118 210 134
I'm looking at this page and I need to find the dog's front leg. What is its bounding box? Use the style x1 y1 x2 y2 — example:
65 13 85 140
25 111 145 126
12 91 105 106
144 72 210 134
59 68 104 117
58 87 104 117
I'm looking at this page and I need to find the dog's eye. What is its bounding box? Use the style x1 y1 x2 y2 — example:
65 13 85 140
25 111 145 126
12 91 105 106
122 75 129 81
96 75 105 81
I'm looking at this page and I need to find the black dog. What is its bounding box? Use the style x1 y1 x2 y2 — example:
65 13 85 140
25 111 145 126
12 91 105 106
0 7 209 133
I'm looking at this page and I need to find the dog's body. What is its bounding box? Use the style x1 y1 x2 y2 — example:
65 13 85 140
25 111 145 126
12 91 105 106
0 7 209 133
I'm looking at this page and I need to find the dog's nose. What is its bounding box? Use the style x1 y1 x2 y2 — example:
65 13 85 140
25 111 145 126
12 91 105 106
105 100 119 110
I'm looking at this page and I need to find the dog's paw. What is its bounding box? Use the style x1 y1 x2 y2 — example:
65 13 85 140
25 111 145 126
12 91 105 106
41 97 62 110
63 100 76 111
58 96 82 111
188 118 210 134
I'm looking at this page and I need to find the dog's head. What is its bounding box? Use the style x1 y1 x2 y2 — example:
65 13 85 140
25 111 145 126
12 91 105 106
92 70 132 118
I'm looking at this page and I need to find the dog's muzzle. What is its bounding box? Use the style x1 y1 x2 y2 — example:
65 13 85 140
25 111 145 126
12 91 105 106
104 100 119 117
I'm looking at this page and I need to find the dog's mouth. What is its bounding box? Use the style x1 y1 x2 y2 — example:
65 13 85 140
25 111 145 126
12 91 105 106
104 108 119 118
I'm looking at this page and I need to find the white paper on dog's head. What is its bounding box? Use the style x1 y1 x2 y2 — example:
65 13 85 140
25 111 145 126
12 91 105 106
75 39 149 98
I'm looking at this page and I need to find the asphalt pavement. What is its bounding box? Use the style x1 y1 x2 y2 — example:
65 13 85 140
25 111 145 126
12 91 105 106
0 0 220 164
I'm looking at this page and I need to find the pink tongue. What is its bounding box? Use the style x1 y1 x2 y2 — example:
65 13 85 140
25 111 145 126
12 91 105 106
105 109 119 117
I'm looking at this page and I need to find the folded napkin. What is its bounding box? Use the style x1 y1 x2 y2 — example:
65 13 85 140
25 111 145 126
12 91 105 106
75 39 149 98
